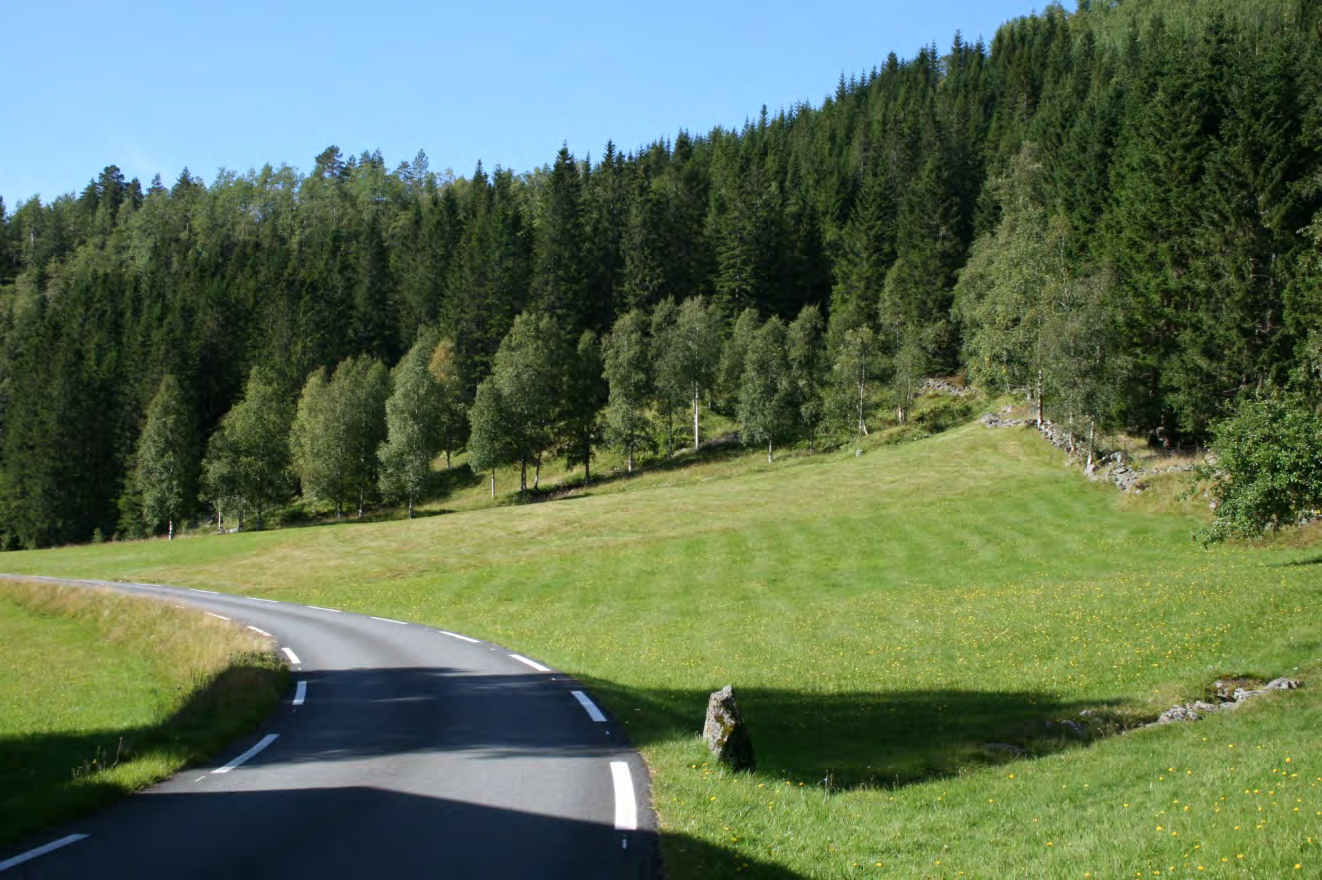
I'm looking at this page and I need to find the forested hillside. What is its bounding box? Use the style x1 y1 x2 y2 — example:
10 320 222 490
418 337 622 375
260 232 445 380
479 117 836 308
1 0 1319 548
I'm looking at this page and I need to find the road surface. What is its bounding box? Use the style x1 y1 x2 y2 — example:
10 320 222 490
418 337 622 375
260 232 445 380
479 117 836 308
0 575 657 879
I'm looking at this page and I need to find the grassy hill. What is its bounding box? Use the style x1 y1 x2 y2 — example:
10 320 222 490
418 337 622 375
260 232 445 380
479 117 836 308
3 419 1319 876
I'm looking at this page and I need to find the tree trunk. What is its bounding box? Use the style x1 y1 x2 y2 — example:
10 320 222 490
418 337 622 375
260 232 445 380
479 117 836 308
489 469 496 498
168 519 174 541
584 457 591 487
445 449 451 470
767 439 774 464
1086 421 1096 471
533 455 541 490
897 404 906 426
857 380 869 436
408 496 414 519
693 387 701 451
627 443 634 474
520 460 527 492
1035 368 1045 426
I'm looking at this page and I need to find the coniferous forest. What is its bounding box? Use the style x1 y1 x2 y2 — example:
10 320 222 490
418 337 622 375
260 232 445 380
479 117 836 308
1 0 1320 548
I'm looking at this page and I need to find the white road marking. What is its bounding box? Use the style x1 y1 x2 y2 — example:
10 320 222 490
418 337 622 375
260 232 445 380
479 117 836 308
206 612 231 621
293 680 307 706
509 654 551 672
571 690 607 722
370 616 408 625
247 625 272 637
0 834 90 872
282 647 302 665
306 605 341 613
190 588 219 594
194 775 207 782
439 630 479 644
213 734 279 774
247 597 278 603
610 762 638 831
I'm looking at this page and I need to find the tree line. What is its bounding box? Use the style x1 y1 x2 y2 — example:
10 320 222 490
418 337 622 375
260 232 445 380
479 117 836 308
129 297 914 539
1 0 1320 547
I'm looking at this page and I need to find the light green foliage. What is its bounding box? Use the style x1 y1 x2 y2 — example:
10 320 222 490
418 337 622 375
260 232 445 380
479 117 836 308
737 316 796 461
649 297 683 454
466 379 517 495
785 305 826 448
487 311 569 490
203 368 295 530
135 374 197 537
379 335 446 516
291 356 390 516
603 309 654 473
716 307 761 410
1197 395 1322 543
827 323 878 439
888 331 928 427
426 337 468 467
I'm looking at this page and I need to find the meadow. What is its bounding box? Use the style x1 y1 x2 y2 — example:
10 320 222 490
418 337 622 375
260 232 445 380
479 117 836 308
0 581 285 848
2 419 1319 876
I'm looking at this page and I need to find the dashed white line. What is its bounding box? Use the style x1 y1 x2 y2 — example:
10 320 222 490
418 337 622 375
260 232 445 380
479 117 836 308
0 833 90 872
293 680 307 706
282 647 302 665
247 597 278 603
439 630 480 644
571 690 607 722
306 605 341 613
206 612 231 621
370 616 408 625
509 654 551 672
212 734 279 774
610 762 638 831
247 625 272 637
189 588 219 594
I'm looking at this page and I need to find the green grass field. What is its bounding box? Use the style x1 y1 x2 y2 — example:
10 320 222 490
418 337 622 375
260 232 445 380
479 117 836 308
0 581 286 848
2 419 1319 876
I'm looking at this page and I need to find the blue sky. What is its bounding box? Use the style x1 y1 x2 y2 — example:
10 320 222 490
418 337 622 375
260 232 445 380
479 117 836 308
2 0 1039 207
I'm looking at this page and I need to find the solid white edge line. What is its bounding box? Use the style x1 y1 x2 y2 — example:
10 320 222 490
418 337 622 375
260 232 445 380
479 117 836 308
189 588 219 594
247 625 272 637
571 690 608 722
247 597 278 603
370 616 408 625
206 612 231 621
212 734 279 775
439 630 480 644
610 761 638 831
509 653 551 672
0 833 90 872
293 680 307 706
306 605 341 613
282 647 301 665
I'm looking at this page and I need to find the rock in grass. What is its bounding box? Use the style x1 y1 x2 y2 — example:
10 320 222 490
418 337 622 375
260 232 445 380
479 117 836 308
703 685 755 771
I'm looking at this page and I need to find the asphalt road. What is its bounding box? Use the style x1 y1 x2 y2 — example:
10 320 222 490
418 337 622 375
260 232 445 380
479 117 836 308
0 575 658 879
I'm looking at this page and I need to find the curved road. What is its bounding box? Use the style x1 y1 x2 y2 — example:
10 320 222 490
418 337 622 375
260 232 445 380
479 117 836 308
0 576 657 879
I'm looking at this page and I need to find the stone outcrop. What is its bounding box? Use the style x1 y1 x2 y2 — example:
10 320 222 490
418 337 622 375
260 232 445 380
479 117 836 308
1151 677 1301 727
703 685 755 771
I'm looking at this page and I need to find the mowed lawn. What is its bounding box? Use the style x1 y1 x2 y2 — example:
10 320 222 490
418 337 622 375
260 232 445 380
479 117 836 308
3 422 1320 876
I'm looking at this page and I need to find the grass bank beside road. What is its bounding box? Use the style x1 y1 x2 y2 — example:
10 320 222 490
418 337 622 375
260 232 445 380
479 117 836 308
2 422 1319 876
0 581 286 849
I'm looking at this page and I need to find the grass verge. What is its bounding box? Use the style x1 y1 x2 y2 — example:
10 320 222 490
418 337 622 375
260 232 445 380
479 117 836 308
0 580 287 849
1 421 1319 876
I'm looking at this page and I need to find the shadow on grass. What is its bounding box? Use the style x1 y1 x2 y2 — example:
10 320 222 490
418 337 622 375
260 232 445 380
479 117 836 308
0 657 286 850
584 680 1121 791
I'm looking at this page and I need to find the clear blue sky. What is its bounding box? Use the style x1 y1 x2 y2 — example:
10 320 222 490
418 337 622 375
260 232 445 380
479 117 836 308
2 0 1039 207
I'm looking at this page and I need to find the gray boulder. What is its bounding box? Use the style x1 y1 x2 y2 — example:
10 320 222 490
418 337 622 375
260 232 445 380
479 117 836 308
703 685 755 771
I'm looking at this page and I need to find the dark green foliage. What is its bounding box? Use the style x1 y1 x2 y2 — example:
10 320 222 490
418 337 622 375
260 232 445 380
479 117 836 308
136 375 199 537
1196 396 1322 544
